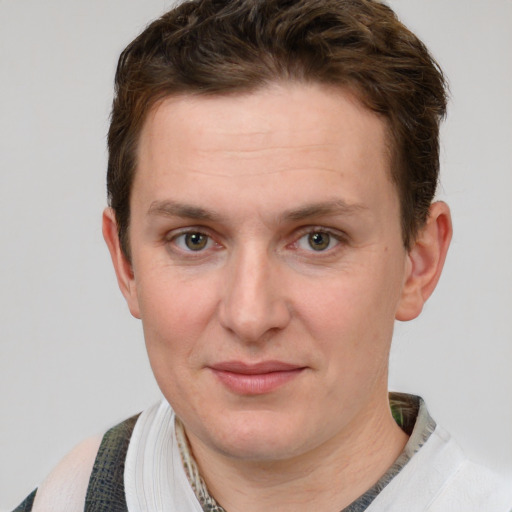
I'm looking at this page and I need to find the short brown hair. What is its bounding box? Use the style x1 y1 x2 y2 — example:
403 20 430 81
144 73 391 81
107 0 447 258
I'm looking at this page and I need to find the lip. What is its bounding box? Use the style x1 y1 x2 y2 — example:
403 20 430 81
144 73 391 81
209 360 306 395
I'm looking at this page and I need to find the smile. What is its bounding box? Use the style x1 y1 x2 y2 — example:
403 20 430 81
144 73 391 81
209 361 306 395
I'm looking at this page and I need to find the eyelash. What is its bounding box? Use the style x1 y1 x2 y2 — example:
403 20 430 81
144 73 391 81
291 227 346 255
165 226 347 257
165 228 221 256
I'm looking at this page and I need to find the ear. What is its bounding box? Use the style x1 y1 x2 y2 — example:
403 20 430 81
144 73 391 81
395 201 452 321
102 208 141 319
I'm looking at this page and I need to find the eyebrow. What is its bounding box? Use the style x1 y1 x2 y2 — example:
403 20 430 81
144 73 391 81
147 198 366 222
281 200 368 222
147 200 223 221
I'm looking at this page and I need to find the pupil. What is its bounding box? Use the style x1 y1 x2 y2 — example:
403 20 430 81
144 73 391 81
309 232 330 251
185 233 207 250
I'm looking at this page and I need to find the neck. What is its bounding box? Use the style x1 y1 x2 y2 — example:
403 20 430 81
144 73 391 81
184 392 409 512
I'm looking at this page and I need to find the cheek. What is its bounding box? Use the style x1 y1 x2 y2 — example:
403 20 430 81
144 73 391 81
136 271 220 361
137 274 219 414
297 262 401 355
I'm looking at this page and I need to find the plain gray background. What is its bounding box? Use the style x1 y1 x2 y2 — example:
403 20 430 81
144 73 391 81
1 0 511 509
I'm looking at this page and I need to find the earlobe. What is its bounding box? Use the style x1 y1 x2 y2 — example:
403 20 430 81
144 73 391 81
102 208 141 319
395 201 452 321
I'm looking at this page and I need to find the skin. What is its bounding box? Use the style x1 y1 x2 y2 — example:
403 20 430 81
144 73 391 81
103 82 452 511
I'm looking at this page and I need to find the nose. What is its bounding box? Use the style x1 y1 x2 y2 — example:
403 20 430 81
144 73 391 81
218 246 291 344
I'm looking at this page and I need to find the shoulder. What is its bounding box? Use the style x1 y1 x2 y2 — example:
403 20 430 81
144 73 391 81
32 434 103 512
420 427 512 509
369 421 512 511
430 460 512 511
31 413 140 512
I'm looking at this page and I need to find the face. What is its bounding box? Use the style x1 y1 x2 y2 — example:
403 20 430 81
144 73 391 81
110 83 416 462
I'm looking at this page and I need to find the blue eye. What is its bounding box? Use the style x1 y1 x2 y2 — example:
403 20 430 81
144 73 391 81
297 231 338 252
174 232 212 251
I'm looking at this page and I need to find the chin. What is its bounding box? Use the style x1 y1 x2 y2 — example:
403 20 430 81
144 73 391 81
216 433 306 462
195 410 320 462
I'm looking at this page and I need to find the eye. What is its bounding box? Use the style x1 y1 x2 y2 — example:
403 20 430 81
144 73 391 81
173 231 213 252
296 231 339 252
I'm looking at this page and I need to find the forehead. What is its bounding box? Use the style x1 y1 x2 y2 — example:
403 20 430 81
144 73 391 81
134 83 396 218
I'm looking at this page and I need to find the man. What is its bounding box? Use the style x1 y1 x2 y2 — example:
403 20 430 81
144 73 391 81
13 0 512 510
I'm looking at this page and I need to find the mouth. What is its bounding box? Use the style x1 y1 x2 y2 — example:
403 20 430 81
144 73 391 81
208 361 306 395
